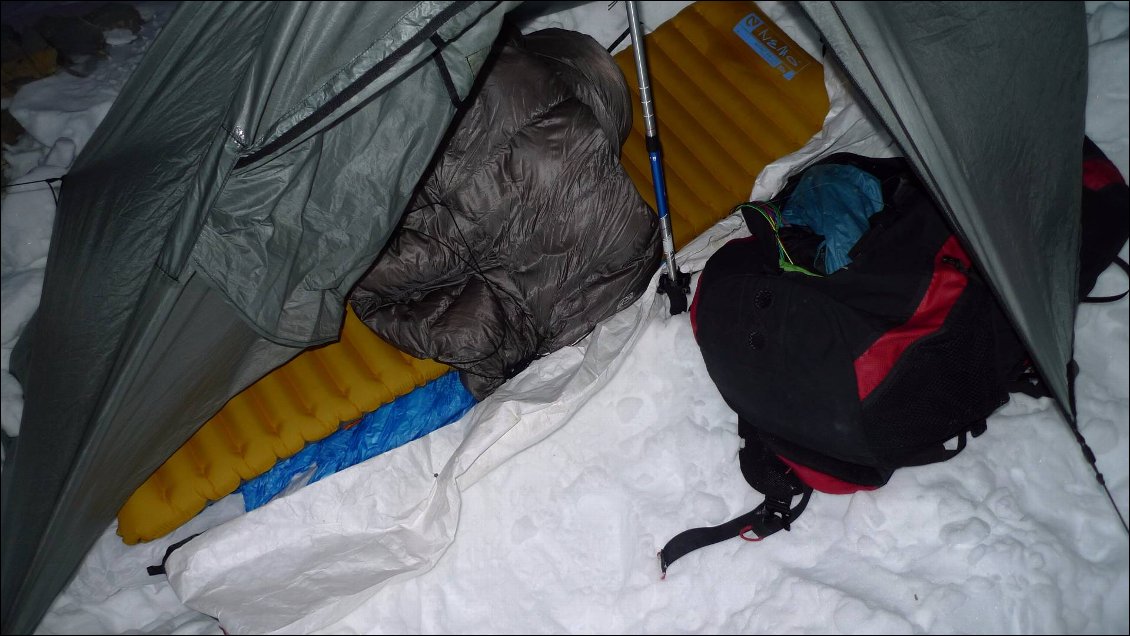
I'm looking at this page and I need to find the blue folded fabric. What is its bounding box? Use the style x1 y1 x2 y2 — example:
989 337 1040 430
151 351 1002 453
782 163 884 273
239 371 476 510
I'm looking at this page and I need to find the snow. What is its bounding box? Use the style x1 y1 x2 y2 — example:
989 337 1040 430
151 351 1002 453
1 1 1127 634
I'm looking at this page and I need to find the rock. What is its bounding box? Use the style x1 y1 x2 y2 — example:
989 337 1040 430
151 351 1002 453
1 109 27 146
34 15 106 60
1 24 23 63
1 25 58 98
83 3 145 34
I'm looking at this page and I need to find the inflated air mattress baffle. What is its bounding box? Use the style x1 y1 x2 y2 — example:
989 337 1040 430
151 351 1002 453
117 308 449 544
614 2 829 247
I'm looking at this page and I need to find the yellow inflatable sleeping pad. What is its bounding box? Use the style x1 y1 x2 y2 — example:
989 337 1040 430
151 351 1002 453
118 1 829 545
117 308 449 544
614 1 829 248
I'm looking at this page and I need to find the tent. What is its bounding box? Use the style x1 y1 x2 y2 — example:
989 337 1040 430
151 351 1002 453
0 1 1094 633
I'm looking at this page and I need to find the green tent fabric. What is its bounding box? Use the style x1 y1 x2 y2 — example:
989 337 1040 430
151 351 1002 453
0 1 1090 633
0 2 514 633
799 0 1087 415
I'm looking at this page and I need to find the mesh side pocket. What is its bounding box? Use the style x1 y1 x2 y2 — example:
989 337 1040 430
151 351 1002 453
859 280 1010 461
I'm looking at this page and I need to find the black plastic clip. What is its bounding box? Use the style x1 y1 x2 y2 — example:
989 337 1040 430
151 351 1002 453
759 496 795 532
658 269 692 315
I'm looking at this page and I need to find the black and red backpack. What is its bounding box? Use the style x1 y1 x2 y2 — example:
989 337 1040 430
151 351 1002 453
659 146 1129 574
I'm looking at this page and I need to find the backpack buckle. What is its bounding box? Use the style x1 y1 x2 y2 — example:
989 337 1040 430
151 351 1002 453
758 496 795 533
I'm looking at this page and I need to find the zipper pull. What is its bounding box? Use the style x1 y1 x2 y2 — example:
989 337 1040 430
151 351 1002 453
941 254 969 275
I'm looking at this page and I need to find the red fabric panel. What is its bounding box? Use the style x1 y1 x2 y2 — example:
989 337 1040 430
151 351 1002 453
777 455 878 495
853 236 970 400
1083 157 1125 191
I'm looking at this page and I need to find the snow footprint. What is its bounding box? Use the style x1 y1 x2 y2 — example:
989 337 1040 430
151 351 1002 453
616 396 643 423
940 517 991 546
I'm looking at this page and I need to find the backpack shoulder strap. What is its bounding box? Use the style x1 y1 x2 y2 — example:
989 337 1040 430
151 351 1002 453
658 418 812 576
1082 256 1129 304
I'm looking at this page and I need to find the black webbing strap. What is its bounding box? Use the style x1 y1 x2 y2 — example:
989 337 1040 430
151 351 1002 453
430 33 461 108
658 419 812 575
895 424 984 468
146 533 201 576
1082 256 1129 303
606 27 630 53
1009 364 1052 399
1008 359 1082 401
658 488 812 576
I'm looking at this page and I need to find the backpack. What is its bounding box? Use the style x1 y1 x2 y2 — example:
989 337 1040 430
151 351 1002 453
659 147 1129 574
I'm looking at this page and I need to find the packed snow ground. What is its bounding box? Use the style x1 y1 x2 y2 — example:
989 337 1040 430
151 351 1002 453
1 1 1127 634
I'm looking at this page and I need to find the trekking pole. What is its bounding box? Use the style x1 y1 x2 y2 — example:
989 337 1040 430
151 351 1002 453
625 0 691 314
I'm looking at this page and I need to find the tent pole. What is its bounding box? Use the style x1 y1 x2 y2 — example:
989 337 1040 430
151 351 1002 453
625 0 690 314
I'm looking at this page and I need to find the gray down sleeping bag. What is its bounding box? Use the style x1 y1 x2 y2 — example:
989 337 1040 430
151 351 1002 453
349 28 660 398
